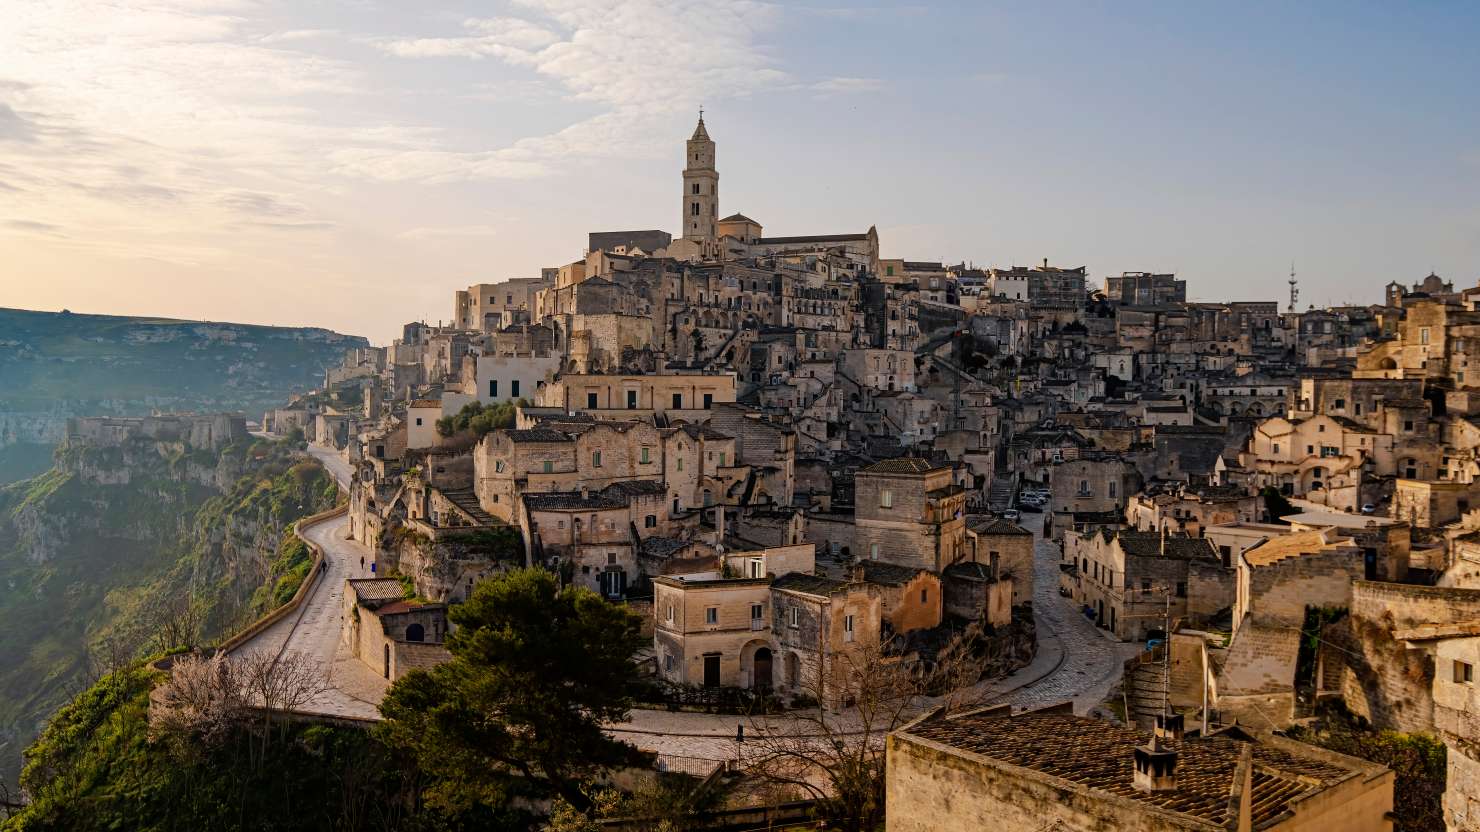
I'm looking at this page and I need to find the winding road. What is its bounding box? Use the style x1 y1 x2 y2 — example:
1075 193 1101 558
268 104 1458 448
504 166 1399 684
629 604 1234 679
227 443 386 720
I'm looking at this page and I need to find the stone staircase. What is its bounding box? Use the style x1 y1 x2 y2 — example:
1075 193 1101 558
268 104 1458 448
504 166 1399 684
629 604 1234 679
1126 656 1170 729
439 487 499 527
988 474 1016 512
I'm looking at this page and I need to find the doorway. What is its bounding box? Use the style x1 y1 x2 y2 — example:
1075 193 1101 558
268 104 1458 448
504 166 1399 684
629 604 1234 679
703 654 721 688
753 648 773 691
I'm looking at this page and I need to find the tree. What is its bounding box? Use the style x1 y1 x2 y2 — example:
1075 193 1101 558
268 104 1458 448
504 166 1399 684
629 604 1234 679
744 630 986 832
1261 486 1297 521
377 568 648 814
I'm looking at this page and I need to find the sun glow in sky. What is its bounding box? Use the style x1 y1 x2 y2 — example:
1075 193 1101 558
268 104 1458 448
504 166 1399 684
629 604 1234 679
1 1 1477 343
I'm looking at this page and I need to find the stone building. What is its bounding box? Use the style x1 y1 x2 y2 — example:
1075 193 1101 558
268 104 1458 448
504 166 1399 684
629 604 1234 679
342 578 450 682
1064 529 1232 641
519 480 670 599
1234 528 1364 631
886 706 1394 832
1103 271 1186 306
853 458 968 572
964 517 1034 606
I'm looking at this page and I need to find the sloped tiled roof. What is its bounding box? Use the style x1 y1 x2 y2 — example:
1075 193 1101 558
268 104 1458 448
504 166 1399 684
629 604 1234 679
904 711 1357 828
861 457 947 475
772 572 847 596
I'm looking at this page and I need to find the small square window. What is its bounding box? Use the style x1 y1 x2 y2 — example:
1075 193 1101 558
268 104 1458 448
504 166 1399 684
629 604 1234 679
1456 660 1474 684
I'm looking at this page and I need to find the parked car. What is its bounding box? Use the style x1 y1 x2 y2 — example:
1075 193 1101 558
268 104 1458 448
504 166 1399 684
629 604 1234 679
1361 503 1376 514
1003 509 1020 520
1017 502 1043 513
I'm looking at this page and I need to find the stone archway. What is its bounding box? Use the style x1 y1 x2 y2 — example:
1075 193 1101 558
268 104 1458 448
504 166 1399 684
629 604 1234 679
405 623 425 643
753 647 773 692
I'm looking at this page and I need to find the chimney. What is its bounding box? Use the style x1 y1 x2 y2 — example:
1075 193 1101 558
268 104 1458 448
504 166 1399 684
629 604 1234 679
851 562 867 584
1154 711 1185 742
1042 257 1049 269
580 485 589 500
1133 736 1178 793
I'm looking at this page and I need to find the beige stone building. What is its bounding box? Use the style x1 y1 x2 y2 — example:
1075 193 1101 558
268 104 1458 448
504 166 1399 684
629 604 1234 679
342 578 450 682
536 371 736 421
887 706 1393 832
854 458 968 572
519 479 671 599
1063 530 1232 641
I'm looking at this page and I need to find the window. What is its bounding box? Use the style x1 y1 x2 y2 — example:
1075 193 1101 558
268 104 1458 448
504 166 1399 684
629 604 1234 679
1141 578 1152 592
645 514 657 528
495 460 505 473
749 558 763 578
665 655 674 672
844 615 855 642
543 461 553 474
920 589 928 603
1176 582 1187 598
1317 424 1325 433
1456 660 1473 683
1421 328 1431 345
703 393 713 409
1273 443 1281 454
750 603 763 621
506 294 513 304
677 457 684 471
673 393 683 409
788 607 800 628
1078 480 1090 496
1109 481 1117 498
607 552 617 565
489 380 498 398
592 451 602 468
1404 420 1415 432
691 202 700 216
881 490 893 508
705 607 718 625
870 543 880 559
415 417 423 426
587 392 599 409
692 183 699 194
719 452 727 466
510 380 520 398
1334 398 1346 409
641 447 651 464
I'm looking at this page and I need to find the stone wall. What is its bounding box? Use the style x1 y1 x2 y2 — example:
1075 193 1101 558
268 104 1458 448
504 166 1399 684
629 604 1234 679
1340 581 1480 732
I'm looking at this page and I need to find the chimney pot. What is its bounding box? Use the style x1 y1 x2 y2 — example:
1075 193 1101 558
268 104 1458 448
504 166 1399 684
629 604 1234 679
1154 711 1185 742
1133 737 1179 793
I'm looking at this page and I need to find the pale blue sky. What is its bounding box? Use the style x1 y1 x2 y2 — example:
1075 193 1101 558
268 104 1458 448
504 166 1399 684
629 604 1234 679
1 1 1476 343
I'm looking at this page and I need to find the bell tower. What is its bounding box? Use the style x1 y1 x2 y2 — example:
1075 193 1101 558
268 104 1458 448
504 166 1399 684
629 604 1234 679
681 111 718 242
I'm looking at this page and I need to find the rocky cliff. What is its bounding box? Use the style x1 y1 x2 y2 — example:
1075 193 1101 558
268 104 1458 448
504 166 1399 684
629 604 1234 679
0 433 340 790
0 307 368 453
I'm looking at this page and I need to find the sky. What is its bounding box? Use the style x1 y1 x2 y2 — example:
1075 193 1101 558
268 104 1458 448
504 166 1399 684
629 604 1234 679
1 1 1477 345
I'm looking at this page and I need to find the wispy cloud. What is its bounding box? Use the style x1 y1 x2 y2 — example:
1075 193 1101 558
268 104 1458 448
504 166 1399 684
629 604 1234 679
361 0 790 182
810 76 887 97
4 219 64 236
397 224 502 240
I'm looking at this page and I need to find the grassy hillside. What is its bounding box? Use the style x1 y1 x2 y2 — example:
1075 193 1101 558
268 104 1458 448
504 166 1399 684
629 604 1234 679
0 307 368 420
0 437 341 791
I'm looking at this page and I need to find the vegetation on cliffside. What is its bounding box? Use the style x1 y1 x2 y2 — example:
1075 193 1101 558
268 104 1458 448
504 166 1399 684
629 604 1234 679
3 570 658 832
0 435 340 790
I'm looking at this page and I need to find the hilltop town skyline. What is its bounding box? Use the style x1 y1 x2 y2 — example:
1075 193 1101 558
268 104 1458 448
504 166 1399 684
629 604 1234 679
2 2 1478 342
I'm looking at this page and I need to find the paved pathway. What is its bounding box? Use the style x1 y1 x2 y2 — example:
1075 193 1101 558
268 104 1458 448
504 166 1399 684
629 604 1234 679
227 445 387 720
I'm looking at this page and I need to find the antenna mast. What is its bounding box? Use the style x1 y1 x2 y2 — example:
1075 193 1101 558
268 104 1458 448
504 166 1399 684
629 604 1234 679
1287 263 1299 313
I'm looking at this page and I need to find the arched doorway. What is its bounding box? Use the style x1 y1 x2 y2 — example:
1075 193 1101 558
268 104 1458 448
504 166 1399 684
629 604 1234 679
753 647 773 692
405 623 425 643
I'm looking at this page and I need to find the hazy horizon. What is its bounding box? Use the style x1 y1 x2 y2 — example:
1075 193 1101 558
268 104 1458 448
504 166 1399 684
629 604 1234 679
2 1 1477 344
